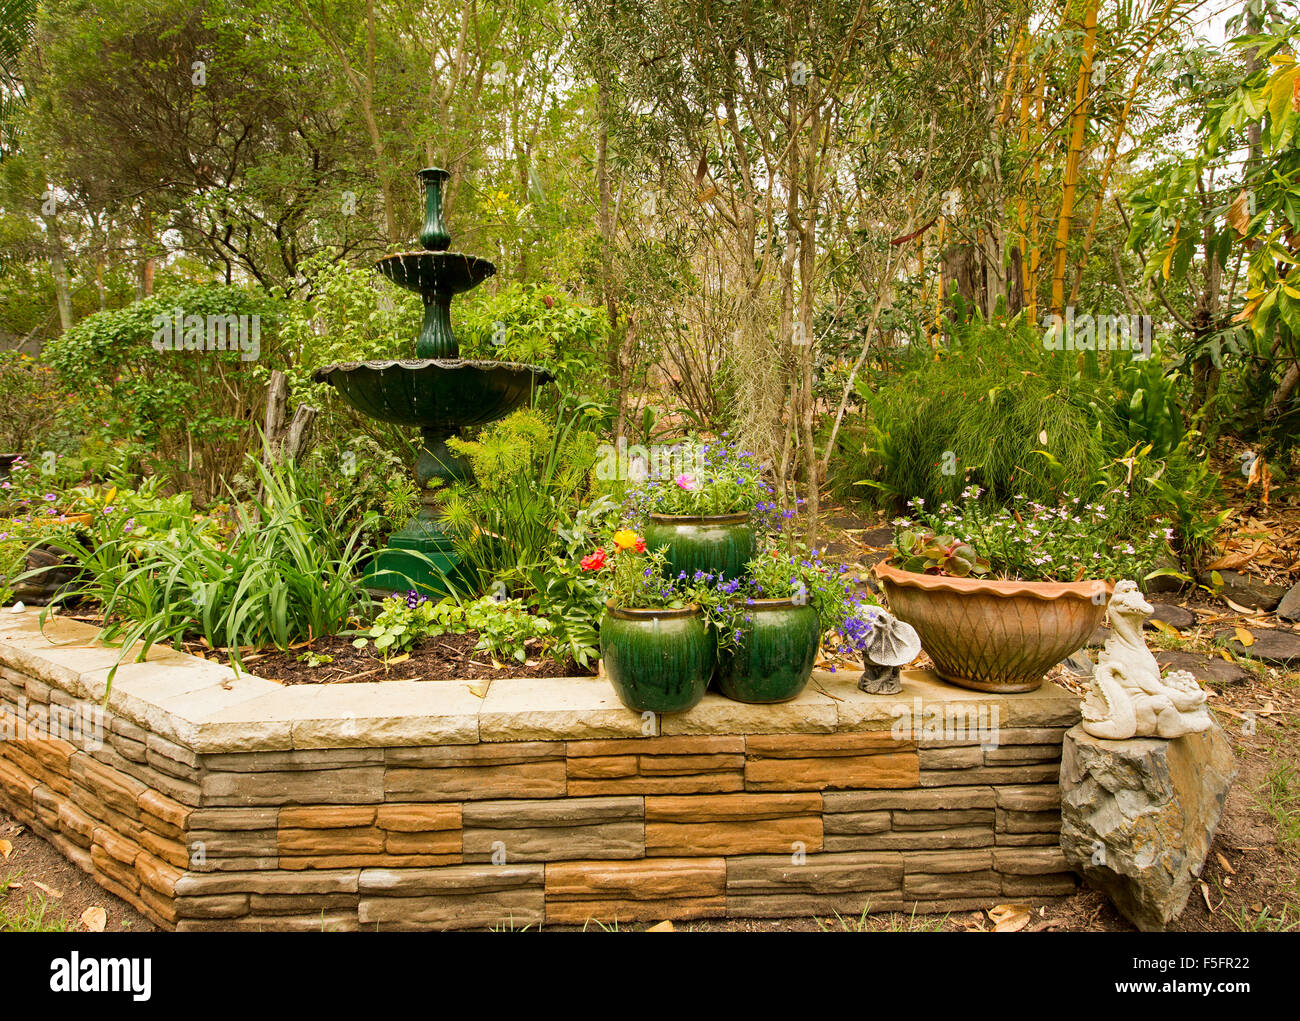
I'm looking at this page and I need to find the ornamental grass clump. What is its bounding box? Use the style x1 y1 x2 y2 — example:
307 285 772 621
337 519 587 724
31 455 372 685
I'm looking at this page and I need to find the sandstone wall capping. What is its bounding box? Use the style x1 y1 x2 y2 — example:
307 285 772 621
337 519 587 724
0 610 1080 930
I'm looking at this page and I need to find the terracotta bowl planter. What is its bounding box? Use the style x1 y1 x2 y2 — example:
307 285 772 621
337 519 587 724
874 562 1112 693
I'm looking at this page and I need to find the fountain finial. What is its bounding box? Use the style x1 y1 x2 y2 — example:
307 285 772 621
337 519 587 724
417 167 452 252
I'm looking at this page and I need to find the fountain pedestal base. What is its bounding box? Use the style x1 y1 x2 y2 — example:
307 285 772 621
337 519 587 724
362 506 468 597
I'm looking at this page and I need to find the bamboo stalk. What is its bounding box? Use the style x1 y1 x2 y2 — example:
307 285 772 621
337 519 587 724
1067 0 1177 305
1050 0 1101 314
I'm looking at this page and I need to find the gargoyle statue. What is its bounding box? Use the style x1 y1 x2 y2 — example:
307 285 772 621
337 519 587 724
1081 580 1213 740
858 609 922 695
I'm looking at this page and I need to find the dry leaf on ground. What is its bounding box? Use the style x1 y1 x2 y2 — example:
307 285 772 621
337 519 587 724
988 903 1032 931
79 906 107 931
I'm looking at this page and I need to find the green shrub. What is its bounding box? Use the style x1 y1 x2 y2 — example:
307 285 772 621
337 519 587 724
0 352 72 455
456 282 610 397
41 283 285 504
830 310 1217 567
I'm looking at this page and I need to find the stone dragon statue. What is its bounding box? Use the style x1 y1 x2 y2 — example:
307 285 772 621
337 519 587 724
1081 580 1213 740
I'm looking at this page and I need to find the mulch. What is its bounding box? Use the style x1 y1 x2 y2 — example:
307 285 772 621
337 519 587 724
186 631 594 684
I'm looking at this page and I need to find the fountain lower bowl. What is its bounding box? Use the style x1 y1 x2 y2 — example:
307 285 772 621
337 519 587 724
311 359 555 430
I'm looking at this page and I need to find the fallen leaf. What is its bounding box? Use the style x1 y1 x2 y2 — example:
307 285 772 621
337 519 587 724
1222 597 1256 614
467 681 489 698
387 653 410 665
645 920 675 932
80 906 107 932
31 880 63 900
1150 619 1178 635
994 912 1030 932
1234 627 1255 647
987 903 1031 927
1199 881 1215 913
0 838 11 860
1038 429 1048 445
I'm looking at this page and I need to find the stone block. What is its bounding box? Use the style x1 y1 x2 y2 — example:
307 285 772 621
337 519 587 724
187 807 279 831
824 826 993 853
462 796 643 862
176 870 359 896
645 793 822 856
996 808 1061 835
173 894 253 919
201 766 384 806
358 864 545 930
993 846 1069 876
1061 724 1237 931
545 858 726 924
187 830 280 858
919 764 1060 787
824 786 996 813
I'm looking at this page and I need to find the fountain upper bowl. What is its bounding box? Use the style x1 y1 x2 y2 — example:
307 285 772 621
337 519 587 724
311 358 554 431
374 252 496 296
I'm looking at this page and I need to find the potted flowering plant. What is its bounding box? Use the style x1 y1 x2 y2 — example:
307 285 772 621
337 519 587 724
699 533 866 704
582 528 714 713
873 490 1175 692
626 438 770 580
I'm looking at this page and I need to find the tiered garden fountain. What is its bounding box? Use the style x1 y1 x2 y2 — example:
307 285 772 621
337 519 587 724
313 168 554 593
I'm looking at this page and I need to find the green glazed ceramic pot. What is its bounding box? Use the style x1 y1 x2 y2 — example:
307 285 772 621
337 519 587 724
716 598 821 703
600 602 714 714
644 513 754 581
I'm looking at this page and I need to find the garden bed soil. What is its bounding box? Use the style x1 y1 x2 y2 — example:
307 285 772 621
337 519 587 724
185 631 594 684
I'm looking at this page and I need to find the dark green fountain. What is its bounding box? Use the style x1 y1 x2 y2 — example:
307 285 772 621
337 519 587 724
313 168 554 594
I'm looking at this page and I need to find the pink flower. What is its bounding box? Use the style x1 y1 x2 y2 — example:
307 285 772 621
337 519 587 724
675 473 697 491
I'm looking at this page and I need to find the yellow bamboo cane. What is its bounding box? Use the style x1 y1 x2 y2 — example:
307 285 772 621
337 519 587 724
1050 0 1101 314
1067 0 1177 306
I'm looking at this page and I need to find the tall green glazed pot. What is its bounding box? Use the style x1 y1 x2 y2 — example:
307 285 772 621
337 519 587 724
717 598 821 703
643 513 754 581
600 602 714 713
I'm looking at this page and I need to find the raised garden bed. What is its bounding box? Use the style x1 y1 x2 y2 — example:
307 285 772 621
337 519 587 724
186 633 594 685
0 608 1082 931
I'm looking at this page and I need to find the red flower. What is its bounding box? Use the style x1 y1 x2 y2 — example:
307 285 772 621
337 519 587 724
634 537 646 553
580 548 608 571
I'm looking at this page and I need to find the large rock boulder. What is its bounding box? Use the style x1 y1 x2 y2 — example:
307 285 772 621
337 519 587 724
1060 723 1237 931
1278 581 1300 622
